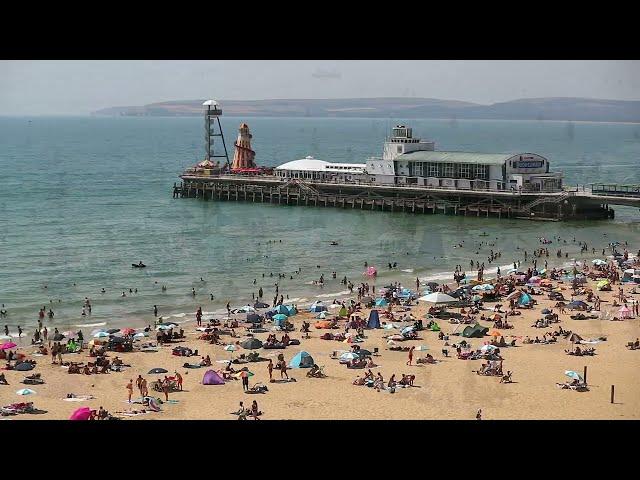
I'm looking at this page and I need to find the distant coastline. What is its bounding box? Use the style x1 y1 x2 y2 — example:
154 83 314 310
91 97 640 124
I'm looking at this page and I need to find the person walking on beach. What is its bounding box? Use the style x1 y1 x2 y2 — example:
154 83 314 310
279 359 289 380
136 375 144 396
126 379 134 403
175 371 183 391
267 359 274 382
17 326 22 338
162 376 170 401
3 325 8 336
407 346 415 366
241 370 249 391
258 287 263 299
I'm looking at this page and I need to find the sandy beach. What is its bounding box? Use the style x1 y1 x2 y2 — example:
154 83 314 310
2 260 639 421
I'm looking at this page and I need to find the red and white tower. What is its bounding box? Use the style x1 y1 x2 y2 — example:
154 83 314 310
231 123 256 170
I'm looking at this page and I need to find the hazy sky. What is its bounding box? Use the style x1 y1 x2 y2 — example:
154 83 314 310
1 60 639 115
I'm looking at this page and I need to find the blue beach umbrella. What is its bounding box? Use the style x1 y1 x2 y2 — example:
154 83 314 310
273 314 288 322
564 370 583 381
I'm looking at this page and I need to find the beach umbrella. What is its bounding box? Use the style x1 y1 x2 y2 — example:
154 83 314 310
401 326 415 335
241 338 263 350
237 305 256 313
0 342 17 350
16 388 36 396
564 370 583 382
120 328 136 336
273 313 288 322
93 331 110 338
133 332 148 338
340 352 359 361
418 292 457 305
148 368 168 374
233 370 255 379
480 344 497 353
69 407 92 421
489 330 502 337
414 345 429 351
224 344 237 352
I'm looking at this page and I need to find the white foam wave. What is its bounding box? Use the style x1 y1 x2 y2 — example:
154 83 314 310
315 290 351 298
75 322 106 327
401 269 414 273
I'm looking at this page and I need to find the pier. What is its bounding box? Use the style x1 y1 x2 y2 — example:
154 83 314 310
172 175 640 221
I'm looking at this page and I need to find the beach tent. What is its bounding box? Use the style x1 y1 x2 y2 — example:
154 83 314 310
285 305 298 316
462 323 489 338
316 311 328 319
596 279 611 291
246 313 262 323
241 338 263 350
289 351 314 368
271 305 290 315
374 298 389 307
367 309 381 329
429 322 441 332
619 305 632 319
338 306 348 317
202 370 225 385
518 293 532 306
273 316 287 327
309 304 327 313
69 407 92 421
568 301 588 311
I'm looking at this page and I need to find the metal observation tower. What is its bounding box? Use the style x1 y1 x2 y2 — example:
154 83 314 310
203 100 229 170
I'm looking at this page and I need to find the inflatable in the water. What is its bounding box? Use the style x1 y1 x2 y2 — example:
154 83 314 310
132 263 146 268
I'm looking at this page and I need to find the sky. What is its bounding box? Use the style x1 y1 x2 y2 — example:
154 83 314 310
1 60 639 115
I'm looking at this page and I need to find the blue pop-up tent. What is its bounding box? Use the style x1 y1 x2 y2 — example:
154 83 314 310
289 351 314 368
285 305 297 316
518 293 532 306
271 305 290 315
375 298 389 307
309 304 327 313
367 309 381 329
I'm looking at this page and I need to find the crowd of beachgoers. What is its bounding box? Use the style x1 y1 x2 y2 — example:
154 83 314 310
1 235 639 420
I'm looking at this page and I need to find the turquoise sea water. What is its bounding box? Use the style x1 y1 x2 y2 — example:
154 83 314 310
1 116 640 334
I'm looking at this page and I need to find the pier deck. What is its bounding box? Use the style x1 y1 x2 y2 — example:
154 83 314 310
173 175 640 221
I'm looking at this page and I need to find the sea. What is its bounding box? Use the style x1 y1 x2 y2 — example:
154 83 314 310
1 116 640 335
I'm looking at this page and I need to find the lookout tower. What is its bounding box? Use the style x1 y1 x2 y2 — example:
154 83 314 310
382 125 435 161
231 123 256 170
203 100 229 170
